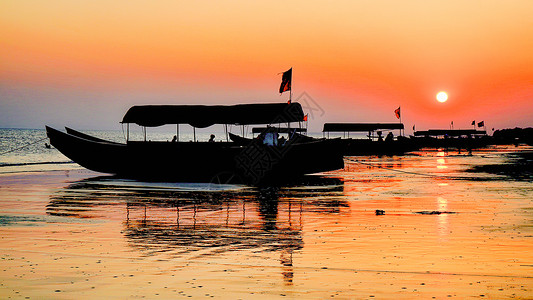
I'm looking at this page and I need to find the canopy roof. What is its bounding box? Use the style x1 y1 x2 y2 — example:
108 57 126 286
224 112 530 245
414 129 487 137
252 127 306 133
323 123 404 132
121 103 305 128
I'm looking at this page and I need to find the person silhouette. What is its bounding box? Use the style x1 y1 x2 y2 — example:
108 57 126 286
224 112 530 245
209 134 215 142
385 132 394 142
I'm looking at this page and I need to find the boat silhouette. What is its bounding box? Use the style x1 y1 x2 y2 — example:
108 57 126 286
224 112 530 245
46 103 344 184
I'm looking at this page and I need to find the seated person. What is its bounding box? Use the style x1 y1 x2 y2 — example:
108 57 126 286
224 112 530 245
208 134 215 142
385 132 394 142
263 132 278 146
377 131 383 142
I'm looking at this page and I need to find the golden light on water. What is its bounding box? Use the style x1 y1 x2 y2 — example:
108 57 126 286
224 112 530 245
436 91 448 103
437 157 448 169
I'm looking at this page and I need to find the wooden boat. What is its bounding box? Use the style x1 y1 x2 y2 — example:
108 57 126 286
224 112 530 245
322 123 419 156
46 103 344 184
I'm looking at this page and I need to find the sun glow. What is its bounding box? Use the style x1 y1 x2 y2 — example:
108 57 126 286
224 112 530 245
436 91 448 103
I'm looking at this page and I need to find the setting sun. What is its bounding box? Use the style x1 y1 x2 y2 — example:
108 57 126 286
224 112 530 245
436 91 448 103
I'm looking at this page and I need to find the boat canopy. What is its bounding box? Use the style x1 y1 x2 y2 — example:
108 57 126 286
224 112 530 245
252 127 306 133
121 103 305 128
323 123 404 132
414 129 486 137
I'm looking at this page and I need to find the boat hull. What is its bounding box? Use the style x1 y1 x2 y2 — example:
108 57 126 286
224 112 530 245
46 126 344 184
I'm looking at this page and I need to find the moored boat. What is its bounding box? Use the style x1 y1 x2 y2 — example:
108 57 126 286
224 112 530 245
322 123 418 156
412 129 489 151
46 103 344 184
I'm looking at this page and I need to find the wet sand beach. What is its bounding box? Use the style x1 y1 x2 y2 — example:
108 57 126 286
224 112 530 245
1 146 532 299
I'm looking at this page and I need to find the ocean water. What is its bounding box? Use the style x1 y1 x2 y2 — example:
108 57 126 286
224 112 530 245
1 128 532 298
0 128 71 174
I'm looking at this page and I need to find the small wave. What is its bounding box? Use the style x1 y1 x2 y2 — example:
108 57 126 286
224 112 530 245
0 161 74 167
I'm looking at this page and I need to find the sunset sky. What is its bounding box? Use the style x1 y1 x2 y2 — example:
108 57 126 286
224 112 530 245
1 0 532 133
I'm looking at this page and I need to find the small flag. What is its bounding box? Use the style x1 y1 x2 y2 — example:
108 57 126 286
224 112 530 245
477 121 484 127
471 120 475 126
303 114 308 122
394 107 400 119
279 68 292 94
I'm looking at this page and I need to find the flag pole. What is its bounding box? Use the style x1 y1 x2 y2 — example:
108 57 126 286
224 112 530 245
399 106 403 137
290 67 293 103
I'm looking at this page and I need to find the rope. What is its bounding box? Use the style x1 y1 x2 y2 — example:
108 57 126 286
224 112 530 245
0 137 48 156
344 157 491 181
345 157 443 178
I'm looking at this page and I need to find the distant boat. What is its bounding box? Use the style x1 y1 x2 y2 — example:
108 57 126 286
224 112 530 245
46 103 344 184
322 123 418 156
228 132 253 145
412 129 489 150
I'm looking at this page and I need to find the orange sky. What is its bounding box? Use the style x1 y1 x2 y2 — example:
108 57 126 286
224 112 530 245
1 0 532 132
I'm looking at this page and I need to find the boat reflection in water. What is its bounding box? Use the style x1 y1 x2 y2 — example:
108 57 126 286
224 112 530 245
46 175 345 285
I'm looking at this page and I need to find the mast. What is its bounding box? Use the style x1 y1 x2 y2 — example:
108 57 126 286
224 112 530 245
399 105 403 137
290 67 293 103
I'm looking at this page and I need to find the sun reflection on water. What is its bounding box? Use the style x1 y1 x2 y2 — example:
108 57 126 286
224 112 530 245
436 157 448 169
